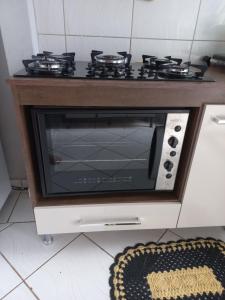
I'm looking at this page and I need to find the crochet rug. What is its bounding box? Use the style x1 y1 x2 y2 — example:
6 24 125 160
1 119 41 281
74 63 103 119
109 238 225 300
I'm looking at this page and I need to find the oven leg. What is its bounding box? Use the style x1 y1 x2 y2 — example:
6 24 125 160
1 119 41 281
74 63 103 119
41 235 54 245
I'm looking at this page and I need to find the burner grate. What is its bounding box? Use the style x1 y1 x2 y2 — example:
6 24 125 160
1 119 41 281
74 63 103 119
87 50 133 79
23 51 75 75
138 55 208 80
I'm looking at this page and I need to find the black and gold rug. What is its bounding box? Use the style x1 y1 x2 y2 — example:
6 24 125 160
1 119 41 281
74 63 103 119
109 238 225 300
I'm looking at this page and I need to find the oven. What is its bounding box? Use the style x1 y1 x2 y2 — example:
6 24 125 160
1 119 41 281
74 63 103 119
31 108 189 197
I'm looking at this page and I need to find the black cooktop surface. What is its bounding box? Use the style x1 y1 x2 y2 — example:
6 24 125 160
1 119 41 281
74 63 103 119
14 61 215 82
14 51 215 82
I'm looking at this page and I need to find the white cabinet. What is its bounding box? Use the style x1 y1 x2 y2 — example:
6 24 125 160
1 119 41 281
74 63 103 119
35 202 181 234
178 105 225 227
0 140 11 210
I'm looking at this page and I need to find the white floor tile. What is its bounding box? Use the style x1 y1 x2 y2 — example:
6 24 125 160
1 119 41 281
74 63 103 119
171 227 225 241
9 192 34 223
27 235 113 300
0 191 20 223
0 222 79 278
0 255 21 298
0 223 10 232
3 283 36 300
158 230 181 243
86 229 165 257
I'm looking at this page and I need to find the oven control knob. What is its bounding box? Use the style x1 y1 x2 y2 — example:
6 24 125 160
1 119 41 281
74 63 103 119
168 136 179 148
175 125 182 132
164 160 174 172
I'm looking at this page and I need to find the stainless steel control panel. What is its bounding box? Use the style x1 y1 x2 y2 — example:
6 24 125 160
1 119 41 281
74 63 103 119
156 113 189 190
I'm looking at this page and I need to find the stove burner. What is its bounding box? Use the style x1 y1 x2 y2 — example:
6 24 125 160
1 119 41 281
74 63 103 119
95 54 126 65
139 55 208 80
87 50 133 79
23 51 75 75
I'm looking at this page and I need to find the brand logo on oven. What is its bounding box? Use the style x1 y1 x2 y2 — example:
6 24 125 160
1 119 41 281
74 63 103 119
74 176 133 185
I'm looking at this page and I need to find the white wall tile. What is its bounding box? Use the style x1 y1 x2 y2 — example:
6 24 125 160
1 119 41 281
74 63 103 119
34 0 64 34
195 0 225 41
0 0 34 74
64 0 133 37
190 41 225 63
39 35 66 53
132 0 200 40
67 36 130 61
131 39 192 62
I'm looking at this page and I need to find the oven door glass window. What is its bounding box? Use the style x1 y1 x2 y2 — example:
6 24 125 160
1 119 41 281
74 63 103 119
33 110 166 196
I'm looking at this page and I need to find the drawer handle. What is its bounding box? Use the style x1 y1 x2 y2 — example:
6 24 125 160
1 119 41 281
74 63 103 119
212 116 225 125
79 217 142 227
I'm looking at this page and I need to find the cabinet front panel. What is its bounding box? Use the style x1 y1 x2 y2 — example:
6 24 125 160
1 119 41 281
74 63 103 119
178 105 225 227
34 202 181 234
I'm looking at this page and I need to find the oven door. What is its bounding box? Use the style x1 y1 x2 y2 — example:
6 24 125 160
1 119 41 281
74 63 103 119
32 109 166 197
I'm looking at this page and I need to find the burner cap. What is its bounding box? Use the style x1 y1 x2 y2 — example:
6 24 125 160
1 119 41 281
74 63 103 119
159 65 192 79
95 54 126 65
166 65 190 75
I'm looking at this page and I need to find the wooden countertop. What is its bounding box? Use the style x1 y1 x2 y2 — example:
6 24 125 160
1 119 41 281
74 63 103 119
8 66 225 108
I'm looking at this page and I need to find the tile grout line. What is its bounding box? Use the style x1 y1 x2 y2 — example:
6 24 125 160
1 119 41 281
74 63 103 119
0 223 13 233
0 251 39 300
6 192 21 223
62 0 67 52
19 281 40 300
0 279 40 300
0 250 27 281
23 233 83 282
168 229 186 240
157 229 168 242
9 221 35 224
83 233 115 259
129 0 135 53
32 0 40 52
37 32 225 44
189 0 202 61
0 282 24 300
0 233 82 299
176 203 183 228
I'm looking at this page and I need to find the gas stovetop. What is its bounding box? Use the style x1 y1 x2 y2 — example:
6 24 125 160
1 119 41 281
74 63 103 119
14 50 215 82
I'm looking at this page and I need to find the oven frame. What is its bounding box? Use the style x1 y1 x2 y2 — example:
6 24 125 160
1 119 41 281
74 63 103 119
31 107 189 198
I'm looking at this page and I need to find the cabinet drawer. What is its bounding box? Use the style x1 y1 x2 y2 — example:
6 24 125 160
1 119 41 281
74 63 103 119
34 202 181 234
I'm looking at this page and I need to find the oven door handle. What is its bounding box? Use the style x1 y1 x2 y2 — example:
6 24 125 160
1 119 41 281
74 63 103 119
148 125 165 179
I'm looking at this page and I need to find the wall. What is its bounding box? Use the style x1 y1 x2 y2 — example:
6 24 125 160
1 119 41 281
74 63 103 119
0 0 35 181
34 0 225 62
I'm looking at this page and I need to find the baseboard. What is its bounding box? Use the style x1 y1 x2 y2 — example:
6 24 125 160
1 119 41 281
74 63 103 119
10 179 28 188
